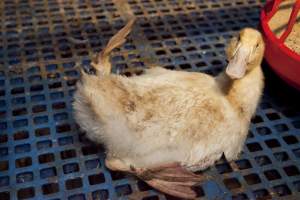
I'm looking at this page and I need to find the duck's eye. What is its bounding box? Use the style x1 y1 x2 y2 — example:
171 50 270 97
255 43 259 49
237 35 241 41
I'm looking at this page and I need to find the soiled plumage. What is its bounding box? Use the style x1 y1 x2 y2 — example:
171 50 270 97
73 19 265 199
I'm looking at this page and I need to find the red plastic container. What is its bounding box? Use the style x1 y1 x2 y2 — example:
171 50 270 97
260 0 300 90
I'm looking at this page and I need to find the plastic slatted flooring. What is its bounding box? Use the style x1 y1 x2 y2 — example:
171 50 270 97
0 0 300 199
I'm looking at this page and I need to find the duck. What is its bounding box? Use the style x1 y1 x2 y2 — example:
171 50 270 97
73 19 265 199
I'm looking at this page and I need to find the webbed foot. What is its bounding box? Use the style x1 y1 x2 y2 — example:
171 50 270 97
131 162 206 199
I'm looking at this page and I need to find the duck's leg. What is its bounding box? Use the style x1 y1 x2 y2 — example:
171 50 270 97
105 158 131 171
91 18 135 76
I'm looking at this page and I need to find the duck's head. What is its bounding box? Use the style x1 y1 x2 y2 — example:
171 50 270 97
226 28 265 79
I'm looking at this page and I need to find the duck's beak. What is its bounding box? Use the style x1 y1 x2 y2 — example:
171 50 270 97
226 44 251 79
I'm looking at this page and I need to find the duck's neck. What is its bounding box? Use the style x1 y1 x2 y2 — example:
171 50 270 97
217 65 264 121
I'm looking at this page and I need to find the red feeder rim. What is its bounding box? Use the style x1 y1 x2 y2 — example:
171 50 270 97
260 0 300 89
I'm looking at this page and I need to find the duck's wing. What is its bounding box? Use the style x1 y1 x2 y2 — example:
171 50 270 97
131 162 206 199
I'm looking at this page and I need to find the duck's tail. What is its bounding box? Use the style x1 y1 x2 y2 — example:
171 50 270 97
91 18 135 75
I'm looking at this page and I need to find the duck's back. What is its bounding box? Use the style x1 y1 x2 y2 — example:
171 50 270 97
108 68 233 140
